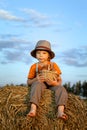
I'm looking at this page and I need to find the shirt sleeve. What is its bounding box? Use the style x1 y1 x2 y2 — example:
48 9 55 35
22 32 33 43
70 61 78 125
27 64 36 79
53 62 62 75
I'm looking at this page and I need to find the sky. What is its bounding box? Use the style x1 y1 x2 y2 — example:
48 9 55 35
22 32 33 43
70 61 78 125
0 0 87 86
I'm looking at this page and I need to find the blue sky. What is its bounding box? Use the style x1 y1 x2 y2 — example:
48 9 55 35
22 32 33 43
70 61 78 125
0 0 87 86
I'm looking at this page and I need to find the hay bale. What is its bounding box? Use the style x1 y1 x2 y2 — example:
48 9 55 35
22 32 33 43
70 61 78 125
0 86 87 130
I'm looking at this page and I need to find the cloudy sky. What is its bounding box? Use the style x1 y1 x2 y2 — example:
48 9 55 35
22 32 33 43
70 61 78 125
0 0 87 86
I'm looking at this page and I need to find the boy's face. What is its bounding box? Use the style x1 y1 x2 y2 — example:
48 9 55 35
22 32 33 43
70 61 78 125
36 50 50 63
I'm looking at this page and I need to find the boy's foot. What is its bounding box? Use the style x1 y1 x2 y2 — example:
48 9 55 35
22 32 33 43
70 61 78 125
57 113 68 120
57 105 68 120
27 103 37 117
27 109 36 117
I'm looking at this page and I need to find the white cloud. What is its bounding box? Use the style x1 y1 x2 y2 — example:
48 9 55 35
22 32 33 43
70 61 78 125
0 9 25 22
21 8 55 28
0 37 33 64
22 8 48 20
60 47 87 67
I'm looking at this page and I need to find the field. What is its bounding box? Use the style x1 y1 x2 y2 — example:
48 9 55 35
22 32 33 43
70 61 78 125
0 85 87 130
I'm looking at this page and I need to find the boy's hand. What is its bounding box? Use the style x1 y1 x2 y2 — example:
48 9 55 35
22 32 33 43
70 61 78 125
37 74 45 82
45 77 59 86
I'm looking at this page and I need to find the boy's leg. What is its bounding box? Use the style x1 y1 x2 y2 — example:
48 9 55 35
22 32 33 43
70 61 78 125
49 86 68 119
29 81 47 106
27 81 47 117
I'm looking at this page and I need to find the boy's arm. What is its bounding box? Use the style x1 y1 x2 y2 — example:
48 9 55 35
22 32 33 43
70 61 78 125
27 74 45 86
57 75 62 86
27 63 37 85
27 78 37 86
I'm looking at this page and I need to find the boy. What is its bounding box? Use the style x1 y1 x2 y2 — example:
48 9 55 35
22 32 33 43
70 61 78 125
27 40 68 120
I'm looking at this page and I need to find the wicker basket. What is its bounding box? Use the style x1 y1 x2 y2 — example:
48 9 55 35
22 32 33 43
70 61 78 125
40 70 59 81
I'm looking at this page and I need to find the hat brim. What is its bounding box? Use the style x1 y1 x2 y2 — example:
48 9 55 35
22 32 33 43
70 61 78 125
31 49 55 59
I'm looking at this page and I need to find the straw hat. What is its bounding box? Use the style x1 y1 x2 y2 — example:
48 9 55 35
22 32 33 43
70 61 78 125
31 40 55 59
